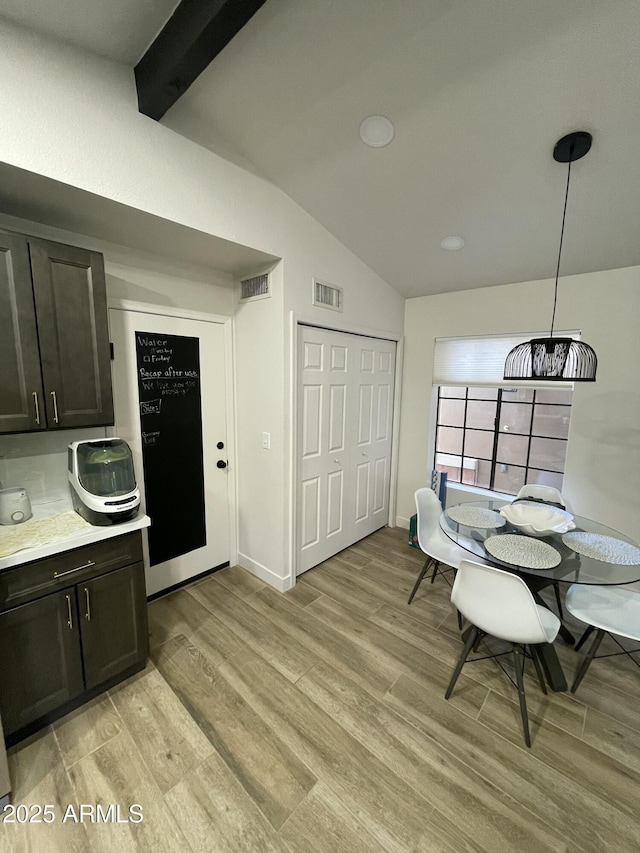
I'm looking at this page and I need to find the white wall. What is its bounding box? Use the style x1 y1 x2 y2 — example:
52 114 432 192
233 262 287 587
105 262 234 316
0 210 237 317
0 21 404 585
397 266 640 542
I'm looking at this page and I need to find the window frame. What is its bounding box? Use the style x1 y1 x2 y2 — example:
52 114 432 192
434 385 571 494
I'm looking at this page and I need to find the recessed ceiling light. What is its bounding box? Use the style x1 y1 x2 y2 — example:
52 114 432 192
440 236 465 250
359 115 395 148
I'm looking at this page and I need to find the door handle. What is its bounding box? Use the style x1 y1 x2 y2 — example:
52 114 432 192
217 460 227 469
84 588 91 621
333 459 341 464
51 390 59 423
32 391 40 425
65 594 73 629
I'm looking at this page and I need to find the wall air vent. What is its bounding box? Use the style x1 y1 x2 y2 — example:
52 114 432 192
240 273 270 301
313 278 343 312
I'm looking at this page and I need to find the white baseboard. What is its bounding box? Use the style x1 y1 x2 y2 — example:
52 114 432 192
395 515 411 530
237 552 293 592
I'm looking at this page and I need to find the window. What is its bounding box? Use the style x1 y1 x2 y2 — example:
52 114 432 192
434 385 573 496
431 332 579 496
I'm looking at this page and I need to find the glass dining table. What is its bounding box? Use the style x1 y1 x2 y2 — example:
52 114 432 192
440 498 640 691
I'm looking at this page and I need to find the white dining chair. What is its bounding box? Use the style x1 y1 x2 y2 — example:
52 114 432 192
564 584 640 692
515 483 569 620
407 488 488 611
445 560 561 747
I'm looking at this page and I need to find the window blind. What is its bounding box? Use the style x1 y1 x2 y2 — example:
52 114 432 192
433 331 580 388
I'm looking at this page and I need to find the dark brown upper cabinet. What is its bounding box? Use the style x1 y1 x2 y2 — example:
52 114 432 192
0 230 113 433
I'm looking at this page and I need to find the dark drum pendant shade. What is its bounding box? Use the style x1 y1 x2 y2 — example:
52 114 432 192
504 337 597 381
504 131 597 382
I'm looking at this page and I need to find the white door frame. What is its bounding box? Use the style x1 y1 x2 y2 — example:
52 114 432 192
288 311 404 586
107 298 238 571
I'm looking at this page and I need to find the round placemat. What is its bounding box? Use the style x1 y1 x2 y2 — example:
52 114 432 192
446 506 506 529
562 532 640 565
484 534 561 569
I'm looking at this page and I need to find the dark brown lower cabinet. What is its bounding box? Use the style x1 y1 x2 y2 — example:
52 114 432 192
0 590 85 735
0 532 148 742
80 563 148 690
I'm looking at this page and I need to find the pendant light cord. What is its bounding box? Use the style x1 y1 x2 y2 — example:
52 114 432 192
550 153 573 337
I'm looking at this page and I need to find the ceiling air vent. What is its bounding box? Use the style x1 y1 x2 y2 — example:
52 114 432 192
240 273 270 301
313 278 343 312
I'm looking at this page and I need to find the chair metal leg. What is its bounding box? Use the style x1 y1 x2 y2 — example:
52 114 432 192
529 645 548 696
571 628 605 693
574 624 595 652
513 646 531 747
445 626 478 699
472 630 485 653
456 609 463 630
430 560 441 583
407 557 433 604
553 582 564 621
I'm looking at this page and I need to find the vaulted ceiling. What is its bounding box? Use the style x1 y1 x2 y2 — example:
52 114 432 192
2 0 639 297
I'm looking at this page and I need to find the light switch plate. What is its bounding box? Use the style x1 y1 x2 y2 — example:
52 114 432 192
262 432 271 450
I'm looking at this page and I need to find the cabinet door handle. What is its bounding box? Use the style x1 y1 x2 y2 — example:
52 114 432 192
84 588 91 621
32 391 40 425
54 560 96 579
51 390 59 424
65 594 73 629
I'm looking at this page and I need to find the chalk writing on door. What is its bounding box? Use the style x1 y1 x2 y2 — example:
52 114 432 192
135 332 206 566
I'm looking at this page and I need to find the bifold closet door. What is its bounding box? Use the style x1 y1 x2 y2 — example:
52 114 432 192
298 325 395 574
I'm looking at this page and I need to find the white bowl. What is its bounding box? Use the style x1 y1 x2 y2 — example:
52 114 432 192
499 503 576 537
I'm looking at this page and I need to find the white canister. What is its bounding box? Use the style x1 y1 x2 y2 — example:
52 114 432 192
0 488 33 525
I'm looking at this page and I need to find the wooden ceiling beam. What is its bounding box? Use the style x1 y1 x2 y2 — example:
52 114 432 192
135 0 268 121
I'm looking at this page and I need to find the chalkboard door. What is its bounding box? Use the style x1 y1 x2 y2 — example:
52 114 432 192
109 308 230 595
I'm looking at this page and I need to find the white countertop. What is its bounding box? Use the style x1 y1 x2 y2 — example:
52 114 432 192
0 497 150 572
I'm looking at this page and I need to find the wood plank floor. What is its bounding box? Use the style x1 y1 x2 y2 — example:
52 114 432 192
4 526 640 852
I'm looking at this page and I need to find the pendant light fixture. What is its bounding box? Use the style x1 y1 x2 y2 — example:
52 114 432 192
504 131 597 381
